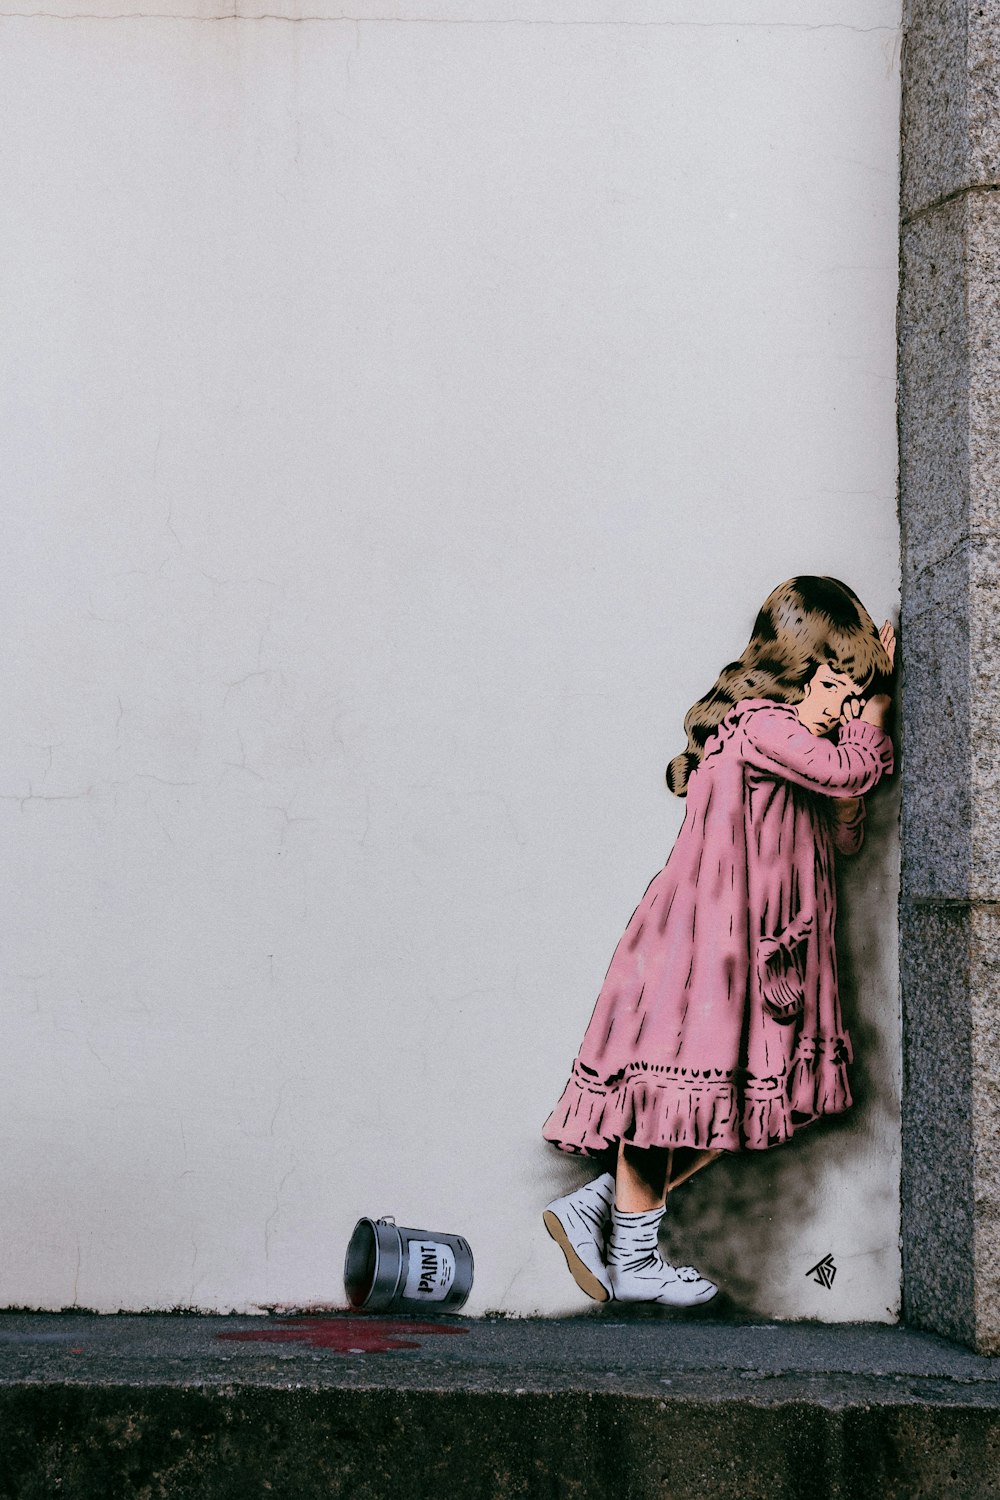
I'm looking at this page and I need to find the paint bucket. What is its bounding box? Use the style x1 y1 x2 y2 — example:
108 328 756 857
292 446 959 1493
343 1216 474 1313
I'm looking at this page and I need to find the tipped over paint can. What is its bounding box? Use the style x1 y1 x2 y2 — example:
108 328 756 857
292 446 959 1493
344 1217 474 1313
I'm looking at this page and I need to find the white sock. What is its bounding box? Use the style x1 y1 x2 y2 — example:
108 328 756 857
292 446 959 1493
607 1204 665 1275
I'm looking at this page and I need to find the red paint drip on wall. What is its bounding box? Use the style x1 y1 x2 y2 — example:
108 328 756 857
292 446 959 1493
218 1316 468 1355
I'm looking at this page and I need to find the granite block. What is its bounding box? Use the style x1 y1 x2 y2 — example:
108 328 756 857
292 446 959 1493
969 902 1000 1351
968 193 1000 520
900 538 971 902
970 535 1000 891
900 900 976 1347
899 195 971 583
901 898 1000 1352
967 6 1000 197
901 0 1000 217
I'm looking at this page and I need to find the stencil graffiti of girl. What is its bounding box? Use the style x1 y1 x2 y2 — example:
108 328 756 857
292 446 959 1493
542 577 895 1306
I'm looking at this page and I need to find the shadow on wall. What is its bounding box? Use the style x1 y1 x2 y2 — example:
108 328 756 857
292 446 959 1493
652 774 900 1314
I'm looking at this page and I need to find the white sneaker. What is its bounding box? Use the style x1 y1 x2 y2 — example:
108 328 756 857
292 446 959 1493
542 1173 615 1302
606 1205 718 1307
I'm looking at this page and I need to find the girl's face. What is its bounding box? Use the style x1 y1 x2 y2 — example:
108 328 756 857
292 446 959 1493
796 664 865 737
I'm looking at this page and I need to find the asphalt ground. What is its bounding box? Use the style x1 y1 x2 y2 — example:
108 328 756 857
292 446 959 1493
0 1310 997 1405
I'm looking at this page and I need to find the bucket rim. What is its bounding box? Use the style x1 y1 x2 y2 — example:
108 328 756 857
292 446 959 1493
344 1216 403 1310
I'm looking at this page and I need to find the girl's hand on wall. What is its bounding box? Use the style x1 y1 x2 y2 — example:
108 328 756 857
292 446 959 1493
846 620 895 729
879 619 896 670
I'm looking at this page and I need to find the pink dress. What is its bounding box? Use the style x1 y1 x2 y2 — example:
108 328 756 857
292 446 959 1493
542 701 894 1154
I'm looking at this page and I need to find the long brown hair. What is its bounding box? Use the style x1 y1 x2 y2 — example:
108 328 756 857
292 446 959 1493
666 576 892 797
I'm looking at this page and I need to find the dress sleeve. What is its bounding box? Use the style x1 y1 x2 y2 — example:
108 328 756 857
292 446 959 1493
741 707 894 798
830 797 866 856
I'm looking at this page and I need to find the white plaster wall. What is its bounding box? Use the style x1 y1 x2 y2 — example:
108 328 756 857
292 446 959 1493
0 0 902 1318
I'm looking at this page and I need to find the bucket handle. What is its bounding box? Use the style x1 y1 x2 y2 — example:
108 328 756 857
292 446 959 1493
376 1215 396 1226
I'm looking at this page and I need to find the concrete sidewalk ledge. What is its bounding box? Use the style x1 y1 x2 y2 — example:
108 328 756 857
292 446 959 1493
0 1313 999 1498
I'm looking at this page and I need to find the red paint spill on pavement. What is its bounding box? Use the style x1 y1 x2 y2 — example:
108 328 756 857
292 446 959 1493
218 1316 468 1355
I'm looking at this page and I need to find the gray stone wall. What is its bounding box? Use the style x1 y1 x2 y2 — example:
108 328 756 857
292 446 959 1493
899 0 1000 1352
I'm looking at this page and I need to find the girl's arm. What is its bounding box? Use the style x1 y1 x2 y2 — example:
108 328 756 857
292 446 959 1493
831 796 866 856
741 706 894 797
826 674 889 848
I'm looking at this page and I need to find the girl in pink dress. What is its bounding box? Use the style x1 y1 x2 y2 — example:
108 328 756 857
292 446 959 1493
542 577 895 1306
